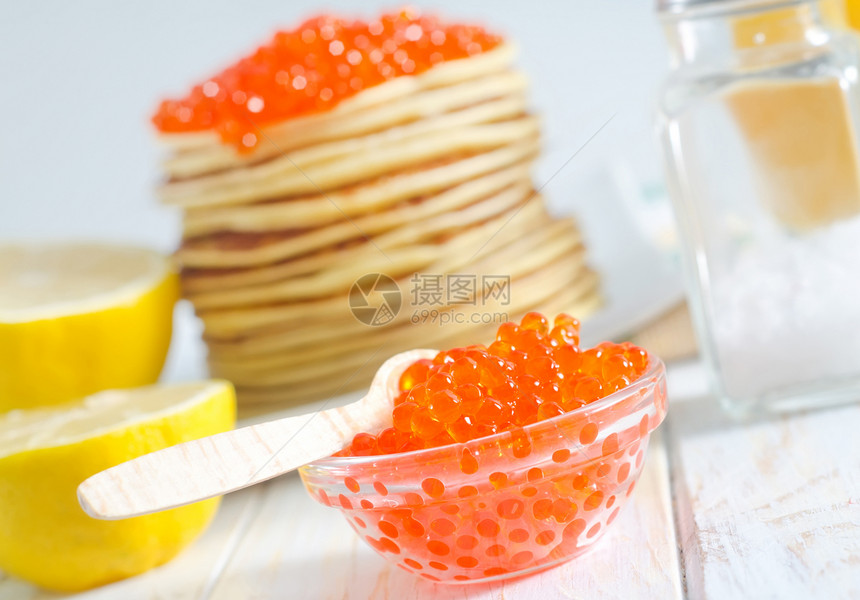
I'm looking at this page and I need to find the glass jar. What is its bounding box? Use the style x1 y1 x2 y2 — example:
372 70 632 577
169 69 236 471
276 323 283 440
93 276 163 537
657 0 860 414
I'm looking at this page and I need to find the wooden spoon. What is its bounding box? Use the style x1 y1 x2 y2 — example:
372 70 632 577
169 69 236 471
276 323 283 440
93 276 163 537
77 349 436 520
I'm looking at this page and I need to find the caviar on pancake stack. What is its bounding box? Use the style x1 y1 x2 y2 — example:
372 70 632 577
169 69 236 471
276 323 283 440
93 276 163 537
153 10 601 410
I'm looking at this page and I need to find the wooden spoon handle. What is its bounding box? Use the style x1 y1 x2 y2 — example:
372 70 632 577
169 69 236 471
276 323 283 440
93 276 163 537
77 349 436 520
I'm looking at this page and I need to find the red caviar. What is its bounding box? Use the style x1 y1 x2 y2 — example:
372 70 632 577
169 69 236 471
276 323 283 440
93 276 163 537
339 313 650 456
153 10 502 150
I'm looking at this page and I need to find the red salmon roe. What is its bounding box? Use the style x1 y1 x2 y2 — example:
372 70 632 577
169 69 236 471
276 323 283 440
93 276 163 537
338 313 649 456
152 10 503 150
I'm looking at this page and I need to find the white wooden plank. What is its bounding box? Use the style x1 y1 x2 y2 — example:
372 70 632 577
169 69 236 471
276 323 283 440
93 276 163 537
206 430 681 600
668 392 860 599
0 486 263 600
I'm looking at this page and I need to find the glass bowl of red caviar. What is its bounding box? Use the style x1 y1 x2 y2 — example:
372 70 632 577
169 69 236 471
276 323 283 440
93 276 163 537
299 314 667 583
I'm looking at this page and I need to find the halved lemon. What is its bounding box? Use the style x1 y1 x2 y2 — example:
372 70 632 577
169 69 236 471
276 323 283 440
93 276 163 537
0 243 179 411
0 380 236 592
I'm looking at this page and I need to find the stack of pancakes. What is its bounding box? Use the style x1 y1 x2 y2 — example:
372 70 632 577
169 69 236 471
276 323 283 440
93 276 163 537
158 44 601 410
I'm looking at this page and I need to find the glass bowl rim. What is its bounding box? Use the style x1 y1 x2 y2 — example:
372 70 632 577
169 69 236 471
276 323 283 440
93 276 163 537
303 353 666 471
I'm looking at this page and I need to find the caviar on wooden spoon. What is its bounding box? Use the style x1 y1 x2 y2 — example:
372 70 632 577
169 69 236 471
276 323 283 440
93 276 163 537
338 312 649 456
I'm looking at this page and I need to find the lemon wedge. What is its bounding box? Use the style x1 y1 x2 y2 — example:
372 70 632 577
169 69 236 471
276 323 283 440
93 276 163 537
0 380 236 592
0 243 179 411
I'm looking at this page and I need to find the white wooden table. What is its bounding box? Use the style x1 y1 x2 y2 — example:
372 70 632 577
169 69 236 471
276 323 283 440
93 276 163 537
3 359 859 600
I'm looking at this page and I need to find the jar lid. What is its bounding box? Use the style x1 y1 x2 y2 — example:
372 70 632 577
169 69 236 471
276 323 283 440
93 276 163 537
657 0 803 15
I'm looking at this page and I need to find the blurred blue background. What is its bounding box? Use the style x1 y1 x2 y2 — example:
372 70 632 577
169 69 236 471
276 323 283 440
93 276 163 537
0 0 668 252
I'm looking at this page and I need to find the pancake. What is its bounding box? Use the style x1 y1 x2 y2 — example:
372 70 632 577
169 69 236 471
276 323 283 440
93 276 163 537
194 200 555 339
179 178 532 269
208 262 600 386
207 256 597 379
168 90 528 192
164 72 528 180
228 281 602 409
180 181 543 295
161 117 539 207
179 137 538 237
187 182 535 308
197 215 586 358
181 172 542 290
177 161 535 269
236 284 604 411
